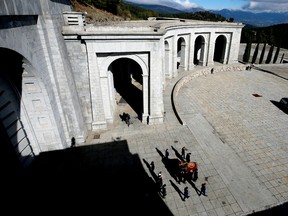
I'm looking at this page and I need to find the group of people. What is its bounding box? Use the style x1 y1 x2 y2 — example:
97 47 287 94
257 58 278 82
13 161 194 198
149 146 207 201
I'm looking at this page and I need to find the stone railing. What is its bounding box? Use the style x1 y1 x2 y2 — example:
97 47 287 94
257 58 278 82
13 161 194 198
172 64 247 125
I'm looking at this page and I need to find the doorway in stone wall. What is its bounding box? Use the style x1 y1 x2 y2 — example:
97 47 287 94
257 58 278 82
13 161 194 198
194 35 205 65
109 57 143 123
214 35 227 64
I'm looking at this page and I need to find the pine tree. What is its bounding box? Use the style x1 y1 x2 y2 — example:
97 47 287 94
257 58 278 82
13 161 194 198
252 43 259 64
259 43 266 64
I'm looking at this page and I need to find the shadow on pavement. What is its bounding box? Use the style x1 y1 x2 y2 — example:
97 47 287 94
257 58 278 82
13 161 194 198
3 140 173 215
270 100 288 114
247 202 288 216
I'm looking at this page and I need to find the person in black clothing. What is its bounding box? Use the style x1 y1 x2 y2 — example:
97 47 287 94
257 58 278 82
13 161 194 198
165 149 169 158
200 183 207 196
183 187 189 200
186 152 191 162
161 184 167 198
150 161 155 171
193 168 198 182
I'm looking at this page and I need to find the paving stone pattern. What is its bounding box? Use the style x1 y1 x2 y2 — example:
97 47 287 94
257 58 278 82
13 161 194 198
90 65 288 216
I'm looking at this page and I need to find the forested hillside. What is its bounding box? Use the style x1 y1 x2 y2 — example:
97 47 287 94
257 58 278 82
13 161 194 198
71 0 227 22
241 24 288 49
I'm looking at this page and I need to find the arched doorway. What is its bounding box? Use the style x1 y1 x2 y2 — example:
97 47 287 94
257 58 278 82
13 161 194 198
0 47 32 175
177 37 186 69
214 35 227 63
108 58 143 120
194 36 205 65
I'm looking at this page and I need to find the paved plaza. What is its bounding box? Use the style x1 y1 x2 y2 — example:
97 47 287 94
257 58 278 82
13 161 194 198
87 63 288 215
19 63 288 215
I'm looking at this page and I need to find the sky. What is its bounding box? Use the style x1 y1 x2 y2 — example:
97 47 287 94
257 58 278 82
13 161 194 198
126 0 288 12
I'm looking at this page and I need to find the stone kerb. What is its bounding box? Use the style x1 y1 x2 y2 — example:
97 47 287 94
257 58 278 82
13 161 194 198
171 64 246 125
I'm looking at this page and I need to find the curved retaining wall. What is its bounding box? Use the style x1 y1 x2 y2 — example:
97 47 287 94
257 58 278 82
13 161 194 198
171 64 247 125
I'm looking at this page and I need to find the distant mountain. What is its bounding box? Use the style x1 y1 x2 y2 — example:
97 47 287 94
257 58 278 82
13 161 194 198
124 1 288 27
125 0 188 12
210 9 288 27
125 2 183 14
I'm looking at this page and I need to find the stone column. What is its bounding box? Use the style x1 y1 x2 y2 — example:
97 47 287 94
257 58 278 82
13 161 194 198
172 35 178 77
86 42 107 130
224 36 231 64
142 74 149 124
188 33 195 71
207 33 215 66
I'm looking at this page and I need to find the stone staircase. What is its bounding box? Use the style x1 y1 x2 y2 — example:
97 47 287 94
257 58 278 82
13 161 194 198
0 78 34 168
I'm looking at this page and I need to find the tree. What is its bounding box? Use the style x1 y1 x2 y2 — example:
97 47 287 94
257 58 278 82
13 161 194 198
243 42 252 63
252 43 259 64
273 46 280 63
259 43 266 64
265 44 274 64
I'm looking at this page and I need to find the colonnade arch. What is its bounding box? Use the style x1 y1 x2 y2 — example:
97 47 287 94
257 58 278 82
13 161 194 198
177 37 186 69
214 35 227 63
194 36 205 65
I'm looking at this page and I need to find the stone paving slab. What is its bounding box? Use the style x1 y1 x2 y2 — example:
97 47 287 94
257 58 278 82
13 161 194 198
90 65 288 216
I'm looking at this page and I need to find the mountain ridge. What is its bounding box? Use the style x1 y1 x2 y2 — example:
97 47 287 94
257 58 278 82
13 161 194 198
125 1 288 27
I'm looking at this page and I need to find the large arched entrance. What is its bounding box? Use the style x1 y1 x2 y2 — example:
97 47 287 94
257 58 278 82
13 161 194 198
108 58 143 120
0 47 62 174
0 47 33 176
213 35 227 63
194 36 205 65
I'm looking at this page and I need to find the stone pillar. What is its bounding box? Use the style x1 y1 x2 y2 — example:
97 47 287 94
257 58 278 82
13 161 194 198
224 37 231 64
179 43 187 70
86 42 107 130
188 33 195 71
142 74 149 124
207 33 215 66
172 35 178 77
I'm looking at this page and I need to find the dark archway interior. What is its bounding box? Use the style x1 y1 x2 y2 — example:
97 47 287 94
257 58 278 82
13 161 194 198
110 58 143 120
177 38 185 69
0 48 26 178
213 35 226 63
194 36 204 65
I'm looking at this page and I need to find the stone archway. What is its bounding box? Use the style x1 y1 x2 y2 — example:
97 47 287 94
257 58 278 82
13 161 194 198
194 35 205 65
214 35 227 63
0 47 61 171
108 57 144 120
177 37 186 69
